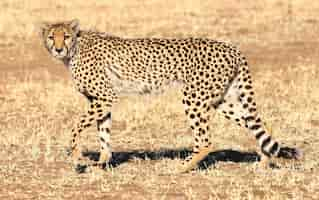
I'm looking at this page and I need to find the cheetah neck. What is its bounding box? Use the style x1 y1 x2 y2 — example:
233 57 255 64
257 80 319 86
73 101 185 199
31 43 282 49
62 35 79 66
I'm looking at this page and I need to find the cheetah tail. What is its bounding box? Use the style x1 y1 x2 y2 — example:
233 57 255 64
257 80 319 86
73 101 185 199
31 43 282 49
238 56 302 160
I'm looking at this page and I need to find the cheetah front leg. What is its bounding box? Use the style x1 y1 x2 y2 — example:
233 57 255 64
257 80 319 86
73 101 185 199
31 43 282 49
69 99 113 169
96 112 112 168
69 101 101 168
69 72 116 171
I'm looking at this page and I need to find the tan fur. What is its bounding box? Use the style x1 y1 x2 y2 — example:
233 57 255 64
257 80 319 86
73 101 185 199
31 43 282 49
40 20 300 172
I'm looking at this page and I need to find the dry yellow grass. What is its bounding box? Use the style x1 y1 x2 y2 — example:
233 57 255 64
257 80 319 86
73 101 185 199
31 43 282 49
1 0 319 199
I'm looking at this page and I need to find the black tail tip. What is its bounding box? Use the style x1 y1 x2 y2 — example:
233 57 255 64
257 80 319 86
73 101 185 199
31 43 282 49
277 146 303 160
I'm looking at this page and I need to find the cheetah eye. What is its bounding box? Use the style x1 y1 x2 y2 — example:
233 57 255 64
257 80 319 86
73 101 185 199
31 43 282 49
48 35 54 40
65 35 71 39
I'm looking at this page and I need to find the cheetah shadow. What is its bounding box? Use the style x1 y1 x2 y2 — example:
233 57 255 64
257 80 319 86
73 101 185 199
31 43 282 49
80 148 263 172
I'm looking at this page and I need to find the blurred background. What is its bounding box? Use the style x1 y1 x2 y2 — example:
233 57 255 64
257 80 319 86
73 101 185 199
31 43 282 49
1 0 319 79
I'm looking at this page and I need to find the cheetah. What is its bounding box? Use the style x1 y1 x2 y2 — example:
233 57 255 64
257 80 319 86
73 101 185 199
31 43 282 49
40 19 301 173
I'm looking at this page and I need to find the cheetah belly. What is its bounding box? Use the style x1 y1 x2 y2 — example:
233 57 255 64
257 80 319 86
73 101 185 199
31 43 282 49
105 65 154 95
106 65 183 95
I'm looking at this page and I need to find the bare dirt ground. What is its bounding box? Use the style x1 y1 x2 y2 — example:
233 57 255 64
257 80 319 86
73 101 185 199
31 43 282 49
0 0 319 199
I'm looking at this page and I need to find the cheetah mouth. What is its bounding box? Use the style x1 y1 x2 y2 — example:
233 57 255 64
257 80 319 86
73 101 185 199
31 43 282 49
51 49 68 59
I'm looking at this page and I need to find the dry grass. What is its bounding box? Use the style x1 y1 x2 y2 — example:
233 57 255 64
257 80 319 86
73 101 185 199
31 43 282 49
1 0 319 199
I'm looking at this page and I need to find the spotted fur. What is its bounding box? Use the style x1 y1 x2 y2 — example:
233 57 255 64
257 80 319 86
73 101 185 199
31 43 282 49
40 19 301 172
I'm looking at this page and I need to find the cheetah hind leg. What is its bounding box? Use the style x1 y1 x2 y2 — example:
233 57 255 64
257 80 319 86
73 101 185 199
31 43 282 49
213 70 302 169
213 80 276 168
178 87 215 173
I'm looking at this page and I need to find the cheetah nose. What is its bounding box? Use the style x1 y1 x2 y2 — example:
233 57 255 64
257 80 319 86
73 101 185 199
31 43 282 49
55 48 63 53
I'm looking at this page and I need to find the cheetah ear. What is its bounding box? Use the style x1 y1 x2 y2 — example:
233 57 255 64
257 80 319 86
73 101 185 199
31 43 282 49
38 22 50 38
68 19 80 33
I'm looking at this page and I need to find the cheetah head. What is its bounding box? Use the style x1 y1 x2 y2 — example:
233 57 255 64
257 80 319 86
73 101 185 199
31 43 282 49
40 19 79 59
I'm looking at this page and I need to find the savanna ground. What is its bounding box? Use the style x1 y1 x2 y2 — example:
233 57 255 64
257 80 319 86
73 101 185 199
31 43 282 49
0 0 319 199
